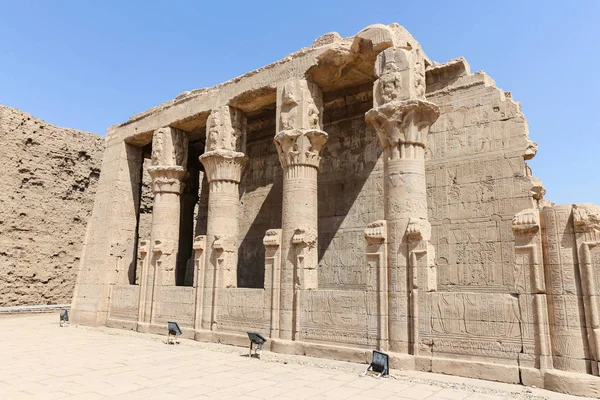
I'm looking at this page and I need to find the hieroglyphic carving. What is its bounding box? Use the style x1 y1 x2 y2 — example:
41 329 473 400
430 292 524 360
573 204 600 374
300 290 376 346
154 286 195 326
216 288 270 333
512 208 551 370
406 217 436 356
541 205 589 374
108 285 140 321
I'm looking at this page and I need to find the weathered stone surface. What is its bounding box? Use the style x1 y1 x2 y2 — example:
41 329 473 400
69 23 600 398
0 105 103 305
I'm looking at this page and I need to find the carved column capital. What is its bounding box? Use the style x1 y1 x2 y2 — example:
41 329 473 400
366 46 439 160
366 99 439 160
275 79 328 170
199 150 247 184
149 126 188 194
200 105 248 184
274 129 328 169
148 165 186 194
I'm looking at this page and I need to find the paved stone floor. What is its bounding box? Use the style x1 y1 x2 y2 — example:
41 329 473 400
0 314 591 399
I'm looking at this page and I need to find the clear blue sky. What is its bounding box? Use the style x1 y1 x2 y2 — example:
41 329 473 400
1 1 598 205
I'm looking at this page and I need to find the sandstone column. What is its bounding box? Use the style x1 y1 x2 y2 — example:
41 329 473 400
366 47 439 353
142 127 188 326
274 79 328 341
198 106 247 332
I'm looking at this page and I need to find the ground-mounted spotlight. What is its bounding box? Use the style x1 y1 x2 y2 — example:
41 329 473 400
363 350 389 378
247 332 267 359
59 309 69 327
167 321 182 345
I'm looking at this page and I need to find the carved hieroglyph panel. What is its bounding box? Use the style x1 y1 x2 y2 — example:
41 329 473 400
216 288 270 333
154 286 195 327
424 292 528 362
300 290 377 347
541 205 590 373
108 285 140 321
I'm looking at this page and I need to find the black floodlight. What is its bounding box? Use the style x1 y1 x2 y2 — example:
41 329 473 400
363 350 389 378
167 321 182 344
59 309 69 327
247 332 267 358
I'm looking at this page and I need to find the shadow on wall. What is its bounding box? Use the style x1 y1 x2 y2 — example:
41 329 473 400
237 180 283 288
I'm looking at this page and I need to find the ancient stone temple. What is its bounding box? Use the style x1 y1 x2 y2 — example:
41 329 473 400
71 23 600 397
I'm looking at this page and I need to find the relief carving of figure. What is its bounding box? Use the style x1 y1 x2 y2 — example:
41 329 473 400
206 108 222 152
307 99 320 130
379 62 402 103
280 83 298 130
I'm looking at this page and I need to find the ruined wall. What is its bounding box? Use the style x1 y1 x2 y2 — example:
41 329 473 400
0 105 104 306
423 59 539 368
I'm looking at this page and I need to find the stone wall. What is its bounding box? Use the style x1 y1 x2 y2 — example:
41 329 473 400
423 58 539 368
0 105 104 306
70 23 600 398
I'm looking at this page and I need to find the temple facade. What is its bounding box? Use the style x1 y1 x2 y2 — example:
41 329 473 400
71 24 600 397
